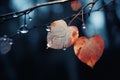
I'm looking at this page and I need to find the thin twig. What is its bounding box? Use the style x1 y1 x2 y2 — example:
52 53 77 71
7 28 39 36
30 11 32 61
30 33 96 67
2 0 114 39
0 0 68 18
68 0 98 26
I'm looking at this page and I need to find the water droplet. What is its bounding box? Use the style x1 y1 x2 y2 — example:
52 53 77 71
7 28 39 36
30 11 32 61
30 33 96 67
3 35 7 41
89 4 92 10
46 26 51 32
89 7 92 10
13 14 18 18
3 35 7 38
9 39 13 45
47 41 52 49
82 23 86 29
29 17 32 21
17 30 20 34
17 25 29 34
63 47 67 51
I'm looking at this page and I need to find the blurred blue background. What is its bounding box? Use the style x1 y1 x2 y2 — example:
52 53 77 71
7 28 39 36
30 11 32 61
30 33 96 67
0 0 120 80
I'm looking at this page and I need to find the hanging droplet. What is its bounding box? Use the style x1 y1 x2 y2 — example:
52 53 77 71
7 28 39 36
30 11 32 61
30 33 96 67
46 26 51 32
63 47 67 51
3 35 7 41
29 17 32 21
83 26 86 29
89 4 93 10
9 39 13 45
82 23 86 29
17 25 29 34
17 30 20 34
13 14 18 18
89 7 92 10
46 41 52 49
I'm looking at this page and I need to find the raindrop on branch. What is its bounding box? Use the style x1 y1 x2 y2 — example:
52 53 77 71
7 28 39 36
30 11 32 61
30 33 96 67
13 14 18 18
17 25 29 34
29 17 32 21
82 23 86 29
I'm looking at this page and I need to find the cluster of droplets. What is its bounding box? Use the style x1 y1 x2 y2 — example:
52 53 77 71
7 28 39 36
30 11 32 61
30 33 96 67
1 35 13 45
0 13 33 54
0 35 13 54
2 8 89 52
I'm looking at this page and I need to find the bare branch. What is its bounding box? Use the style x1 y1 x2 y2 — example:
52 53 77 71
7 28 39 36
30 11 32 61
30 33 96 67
0 0 68 18
68 0 98 26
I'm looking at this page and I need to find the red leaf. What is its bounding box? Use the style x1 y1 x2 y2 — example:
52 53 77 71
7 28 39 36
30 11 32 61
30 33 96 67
71 0 82 11
74 35 104 68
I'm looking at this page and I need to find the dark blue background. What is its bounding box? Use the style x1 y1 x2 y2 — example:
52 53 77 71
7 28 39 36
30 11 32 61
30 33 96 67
0 0 120 80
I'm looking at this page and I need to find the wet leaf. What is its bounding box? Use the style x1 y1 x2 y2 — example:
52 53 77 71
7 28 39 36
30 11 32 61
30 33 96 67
47 20 79 49
0 38 11 54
